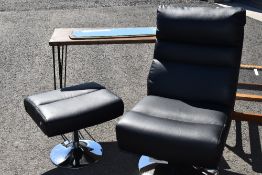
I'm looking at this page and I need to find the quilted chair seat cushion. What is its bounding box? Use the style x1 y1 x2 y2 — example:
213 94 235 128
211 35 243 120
116 96 230 167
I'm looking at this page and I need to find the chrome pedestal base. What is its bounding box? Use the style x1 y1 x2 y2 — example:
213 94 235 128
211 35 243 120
50 139 102 168
138 155 219 175
139 155 168 174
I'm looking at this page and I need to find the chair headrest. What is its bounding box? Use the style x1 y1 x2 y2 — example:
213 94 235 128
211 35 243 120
156 6 246 46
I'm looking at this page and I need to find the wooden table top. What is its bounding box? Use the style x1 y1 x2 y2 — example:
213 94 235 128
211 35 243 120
49 28 156 46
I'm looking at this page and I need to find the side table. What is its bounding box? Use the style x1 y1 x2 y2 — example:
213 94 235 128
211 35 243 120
49 28 155 89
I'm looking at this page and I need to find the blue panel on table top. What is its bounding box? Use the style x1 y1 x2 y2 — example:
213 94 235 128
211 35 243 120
70 27 156 39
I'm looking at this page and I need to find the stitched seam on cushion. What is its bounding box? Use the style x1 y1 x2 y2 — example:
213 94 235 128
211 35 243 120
216 124 225 147
131 110 224 127
38 89 99 106
26 98 48 121
215 114 229 147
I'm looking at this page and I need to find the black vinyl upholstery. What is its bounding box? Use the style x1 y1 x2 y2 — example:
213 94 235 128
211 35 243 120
117 96 230 167
116 6 246 168
150 6 245 107
24 82 124 137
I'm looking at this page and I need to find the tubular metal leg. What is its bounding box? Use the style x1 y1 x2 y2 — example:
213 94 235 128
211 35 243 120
50 131 103 169
52 46 56 90
57 46 63 88
64 45 67 87
52 45 68 90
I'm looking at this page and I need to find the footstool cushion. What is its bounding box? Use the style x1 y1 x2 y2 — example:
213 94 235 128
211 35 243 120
24 82 124 137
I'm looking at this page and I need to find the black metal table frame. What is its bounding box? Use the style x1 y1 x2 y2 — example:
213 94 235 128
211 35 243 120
52 45 68 89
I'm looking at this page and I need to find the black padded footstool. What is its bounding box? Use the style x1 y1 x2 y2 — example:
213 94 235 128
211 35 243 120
24 82 124 168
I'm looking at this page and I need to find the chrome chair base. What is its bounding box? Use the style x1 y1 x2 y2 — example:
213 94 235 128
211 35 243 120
138 155 168 173
138 155 219 175
50 139 102 168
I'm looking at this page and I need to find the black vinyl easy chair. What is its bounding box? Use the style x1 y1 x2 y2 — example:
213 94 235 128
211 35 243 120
116 6 246 175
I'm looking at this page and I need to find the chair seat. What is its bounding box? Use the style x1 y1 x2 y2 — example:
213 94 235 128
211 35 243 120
24 82 124 137
116 95 230 167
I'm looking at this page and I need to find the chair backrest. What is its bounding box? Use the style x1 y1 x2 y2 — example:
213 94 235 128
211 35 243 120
148 6 246 108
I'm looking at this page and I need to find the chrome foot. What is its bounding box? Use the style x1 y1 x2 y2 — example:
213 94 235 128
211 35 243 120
138 155 168 175
50 139 102 168
201 168 219 175
138 155 219 175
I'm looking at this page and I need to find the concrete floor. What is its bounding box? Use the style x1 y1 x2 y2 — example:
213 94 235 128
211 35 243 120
217 2 262 22
0 0 261 175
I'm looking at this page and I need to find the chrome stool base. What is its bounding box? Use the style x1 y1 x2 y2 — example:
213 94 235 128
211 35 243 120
138 155 168 174
50 139 102 169
138 155 219 175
